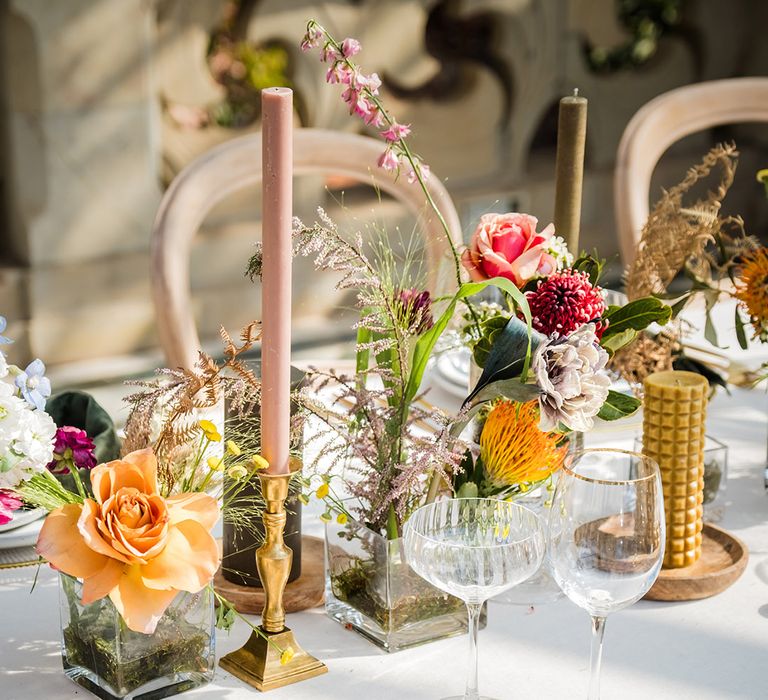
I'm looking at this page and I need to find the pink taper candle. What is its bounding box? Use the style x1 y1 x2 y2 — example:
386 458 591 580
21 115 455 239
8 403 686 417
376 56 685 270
261 87 293 475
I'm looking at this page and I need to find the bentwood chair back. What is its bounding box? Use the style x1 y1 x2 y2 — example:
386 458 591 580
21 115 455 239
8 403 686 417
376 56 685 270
151 128 462 369
614 77 768 266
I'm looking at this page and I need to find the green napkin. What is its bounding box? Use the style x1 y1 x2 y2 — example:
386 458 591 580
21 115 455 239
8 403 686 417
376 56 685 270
45 390 121 463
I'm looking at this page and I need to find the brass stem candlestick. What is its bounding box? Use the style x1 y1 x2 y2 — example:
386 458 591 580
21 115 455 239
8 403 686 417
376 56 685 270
219 462 327 690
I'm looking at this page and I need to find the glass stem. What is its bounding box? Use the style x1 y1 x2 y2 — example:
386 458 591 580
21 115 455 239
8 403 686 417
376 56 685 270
464 602 482 700
588 616 607 700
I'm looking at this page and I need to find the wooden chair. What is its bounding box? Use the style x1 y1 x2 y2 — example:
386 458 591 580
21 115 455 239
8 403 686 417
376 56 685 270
614 77 768 266
151 128 463 369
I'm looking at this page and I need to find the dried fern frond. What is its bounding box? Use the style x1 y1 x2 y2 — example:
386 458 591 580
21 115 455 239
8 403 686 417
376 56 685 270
625 143 739 299
122 321 265 492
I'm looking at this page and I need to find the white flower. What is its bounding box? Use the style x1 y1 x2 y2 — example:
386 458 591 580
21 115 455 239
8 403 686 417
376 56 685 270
0 393 56 489
533 324 610 432
545 235 574 270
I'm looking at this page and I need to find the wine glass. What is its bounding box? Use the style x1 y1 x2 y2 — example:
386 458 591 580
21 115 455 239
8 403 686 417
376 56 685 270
548 449 665 699
404 498 544 700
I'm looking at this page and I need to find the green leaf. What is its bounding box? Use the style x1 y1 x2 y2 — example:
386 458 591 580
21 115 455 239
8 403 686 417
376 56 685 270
572 253 605 286
463 316 546 408
734 306 748 350
404 277 532 406
703 293 720 348
600 328 638 354
669 294 691 319
597 390 641 421
355 312 371 375
466 377 540 409
601 297 671 339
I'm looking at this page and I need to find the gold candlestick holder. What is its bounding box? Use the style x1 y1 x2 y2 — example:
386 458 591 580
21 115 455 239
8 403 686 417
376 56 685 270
219 460 327 690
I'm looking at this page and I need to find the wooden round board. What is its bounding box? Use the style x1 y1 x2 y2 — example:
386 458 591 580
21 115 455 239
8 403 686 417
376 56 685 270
213 535 325 614
644 523 748 601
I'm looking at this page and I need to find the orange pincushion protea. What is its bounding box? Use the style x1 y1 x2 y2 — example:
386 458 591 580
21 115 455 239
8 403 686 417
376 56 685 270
734 247 768 342
479 400 568 488
36 448 220 634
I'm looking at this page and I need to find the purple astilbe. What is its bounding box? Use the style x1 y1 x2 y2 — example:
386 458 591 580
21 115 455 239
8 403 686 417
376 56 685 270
300 369 465 533
47 426 97 475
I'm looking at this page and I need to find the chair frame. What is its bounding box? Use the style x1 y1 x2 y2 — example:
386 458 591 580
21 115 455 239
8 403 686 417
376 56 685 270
151 128 462 368
614 77 768 266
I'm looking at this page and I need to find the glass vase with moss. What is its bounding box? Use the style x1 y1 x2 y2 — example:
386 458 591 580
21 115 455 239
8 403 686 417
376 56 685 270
325 513 482 652
58 574 215 700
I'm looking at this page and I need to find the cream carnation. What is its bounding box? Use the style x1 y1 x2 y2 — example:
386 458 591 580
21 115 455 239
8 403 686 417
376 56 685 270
533 324 610 432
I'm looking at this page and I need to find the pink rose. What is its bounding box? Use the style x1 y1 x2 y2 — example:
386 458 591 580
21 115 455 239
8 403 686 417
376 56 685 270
461 213 557 286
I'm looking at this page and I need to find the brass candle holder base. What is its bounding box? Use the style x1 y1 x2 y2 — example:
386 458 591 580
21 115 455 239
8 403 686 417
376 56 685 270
219 459 326 691
219 627 327 691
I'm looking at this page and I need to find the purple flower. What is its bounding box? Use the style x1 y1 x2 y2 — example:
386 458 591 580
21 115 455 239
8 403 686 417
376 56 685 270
0 490 22 526
396 288 434 335
0 316 12 345
46 426 97 475
15 359 51 410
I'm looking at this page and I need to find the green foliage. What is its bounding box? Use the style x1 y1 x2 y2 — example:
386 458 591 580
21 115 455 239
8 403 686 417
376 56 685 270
463 316 546 409
572 252 605 286
601 297 672 342
404 277 532 406
596 390 641 421
469 315 509 368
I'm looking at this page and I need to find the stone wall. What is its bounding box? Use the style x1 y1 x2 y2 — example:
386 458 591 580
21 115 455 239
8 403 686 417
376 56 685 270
1 0 766 376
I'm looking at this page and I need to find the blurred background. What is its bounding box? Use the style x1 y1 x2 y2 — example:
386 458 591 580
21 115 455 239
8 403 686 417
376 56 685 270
1 0 767 389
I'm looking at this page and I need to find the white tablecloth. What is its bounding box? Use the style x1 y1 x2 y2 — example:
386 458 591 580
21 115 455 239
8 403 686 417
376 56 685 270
2 386 767 700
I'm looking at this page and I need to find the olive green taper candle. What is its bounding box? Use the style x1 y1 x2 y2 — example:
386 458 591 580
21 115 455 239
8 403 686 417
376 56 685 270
553 89 588 255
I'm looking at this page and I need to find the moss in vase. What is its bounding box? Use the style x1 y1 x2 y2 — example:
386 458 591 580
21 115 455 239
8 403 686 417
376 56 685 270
331 559 463 629
63 597 211 696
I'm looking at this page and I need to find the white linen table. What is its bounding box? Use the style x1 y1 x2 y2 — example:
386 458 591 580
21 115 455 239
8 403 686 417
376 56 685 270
1 386 767 700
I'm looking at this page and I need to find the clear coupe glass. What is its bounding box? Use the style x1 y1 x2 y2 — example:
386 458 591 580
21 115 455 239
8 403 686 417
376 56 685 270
548 449 665 700
404 498 544 700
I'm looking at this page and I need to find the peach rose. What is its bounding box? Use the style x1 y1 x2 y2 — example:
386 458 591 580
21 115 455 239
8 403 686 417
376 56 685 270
37 448 219 634
461 213 557 286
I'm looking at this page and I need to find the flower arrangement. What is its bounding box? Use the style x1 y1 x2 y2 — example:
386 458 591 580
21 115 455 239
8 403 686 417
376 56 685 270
37 448 219 633
0 316 298 695
294 21 671 537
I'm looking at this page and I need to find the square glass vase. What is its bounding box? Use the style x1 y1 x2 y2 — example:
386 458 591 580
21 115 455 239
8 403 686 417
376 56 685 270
58 574 215 700
325 516 473 652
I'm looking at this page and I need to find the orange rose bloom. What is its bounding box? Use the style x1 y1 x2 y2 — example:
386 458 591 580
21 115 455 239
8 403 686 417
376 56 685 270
36 448 220 634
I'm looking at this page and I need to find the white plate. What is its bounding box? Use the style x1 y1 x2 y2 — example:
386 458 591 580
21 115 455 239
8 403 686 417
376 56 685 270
0 516 44 550
0 508 45 533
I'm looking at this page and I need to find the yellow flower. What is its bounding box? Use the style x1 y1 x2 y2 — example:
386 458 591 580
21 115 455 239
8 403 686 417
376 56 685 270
319 511 332 523
336 513 348 525
480 400 567 488
298 493 310 506
735 247 768 342
315 483 329 500
280 646 295 665
226 440 241 456
198 420 221 442
250 455 269 471
198 419 217 434
207 456 224 471
227 465 248 480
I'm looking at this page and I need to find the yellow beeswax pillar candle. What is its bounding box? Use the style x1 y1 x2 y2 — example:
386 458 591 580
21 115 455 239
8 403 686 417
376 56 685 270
642 370 708 569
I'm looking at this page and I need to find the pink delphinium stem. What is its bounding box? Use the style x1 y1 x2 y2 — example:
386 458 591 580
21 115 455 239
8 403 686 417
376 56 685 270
302 20 466 294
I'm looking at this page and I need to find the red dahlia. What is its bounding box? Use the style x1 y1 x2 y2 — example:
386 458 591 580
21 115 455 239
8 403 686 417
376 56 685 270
525 270 606 337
